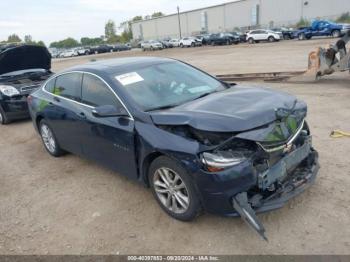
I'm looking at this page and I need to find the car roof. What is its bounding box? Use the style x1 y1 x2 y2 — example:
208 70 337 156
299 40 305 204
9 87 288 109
62 57 175 75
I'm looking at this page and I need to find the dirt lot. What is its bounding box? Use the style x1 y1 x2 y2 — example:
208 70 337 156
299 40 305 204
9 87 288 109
1 38 350 255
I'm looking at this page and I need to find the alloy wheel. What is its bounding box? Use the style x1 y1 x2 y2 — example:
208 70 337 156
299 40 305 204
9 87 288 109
332 30 340 38
41 124 56 154
0 111 3 124
153 167 190 214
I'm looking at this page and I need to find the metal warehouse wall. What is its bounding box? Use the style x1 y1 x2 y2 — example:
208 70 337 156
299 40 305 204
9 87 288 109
131 0 350 40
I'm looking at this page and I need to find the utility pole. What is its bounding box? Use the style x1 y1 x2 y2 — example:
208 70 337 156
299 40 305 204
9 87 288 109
177 6 182 39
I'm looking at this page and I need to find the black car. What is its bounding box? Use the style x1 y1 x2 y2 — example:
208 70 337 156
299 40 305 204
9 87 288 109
271 27 295 40
231 31 247 42
0 44 53 124
112 44 131 52
208 33 240 45
89 44 113 54
195 34 211 45
28 57 319 240
159 40 173 48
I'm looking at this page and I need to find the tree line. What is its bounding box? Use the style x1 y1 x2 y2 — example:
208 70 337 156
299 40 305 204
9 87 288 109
1 34 45 46
50 12 164 49
1 11 165 49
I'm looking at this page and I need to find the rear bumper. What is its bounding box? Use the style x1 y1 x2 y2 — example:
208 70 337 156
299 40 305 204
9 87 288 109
0 96 30 121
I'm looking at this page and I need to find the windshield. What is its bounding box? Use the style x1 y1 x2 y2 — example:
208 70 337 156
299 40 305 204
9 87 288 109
113 61 226 111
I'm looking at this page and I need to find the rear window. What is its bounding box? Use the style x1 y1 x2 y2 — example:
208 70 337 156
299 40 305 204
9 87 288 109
54 73 82 102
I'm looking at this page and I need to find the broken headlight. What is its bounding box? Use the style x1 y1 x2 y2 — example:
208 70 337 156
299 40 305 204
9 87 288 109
201 151 247 172
201 139 256 172
0 85 20 97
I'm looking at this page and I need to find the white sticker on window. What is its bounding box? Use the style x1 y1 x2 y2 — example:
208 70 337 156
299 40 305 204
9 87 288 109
115 72 144 86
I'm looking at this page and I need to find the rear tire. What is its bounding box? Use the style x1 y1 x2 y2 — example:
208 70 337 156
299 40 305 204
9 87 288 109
39 119 65 157
148 156 202 221
0 106 9 125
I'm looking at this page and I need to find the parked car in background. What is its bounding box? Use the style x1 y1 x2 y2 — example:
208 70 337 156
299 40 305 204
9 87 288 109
208 33 240 45
60 49 78 58
179 37 202 47
28 57 319 240
141 40 163 51
76 47 90 56
246 29 281 44
160 40 173 48
195 34 211 45
48 48 61 58
169 39 180 47
0 44 53 124
89 44 113 54
112 44 131 52
294 20 349 40
271 27 294 40
230 32 247 43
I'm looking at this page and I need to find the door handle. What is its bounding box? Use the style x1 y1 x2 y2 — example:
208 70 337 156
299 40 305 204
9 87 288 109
78 112 87 119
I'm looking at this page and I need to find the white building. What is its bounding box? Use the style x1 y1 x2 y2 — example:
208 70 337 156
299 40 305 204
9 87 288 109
131 0 350 40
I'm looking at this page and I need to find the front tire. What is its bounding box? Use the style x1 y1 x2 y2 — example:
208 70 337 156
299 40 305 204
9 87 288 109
248 38 255 44
268 36 275 42
298 33 306 40
39 120 65 157
0 106 9 125
332 30 341 38
149 156 201 221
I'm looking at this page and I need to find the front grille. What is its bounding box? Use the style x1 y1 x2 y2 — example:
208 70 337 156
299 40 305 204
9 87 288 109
258 119 305 153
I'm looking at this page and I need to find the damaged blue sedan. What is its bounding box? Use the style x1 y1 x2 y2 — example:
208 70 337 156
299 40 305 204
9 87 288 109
28 57 319 240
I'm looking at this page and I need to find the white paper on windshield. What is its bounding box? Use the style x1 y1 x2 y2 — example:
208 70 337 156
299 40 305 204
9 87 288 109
115 72 144 86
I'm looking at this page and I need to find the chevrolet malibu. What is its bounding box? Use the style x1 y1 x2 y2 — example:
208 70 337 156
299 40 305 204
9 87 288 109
28 57 319 239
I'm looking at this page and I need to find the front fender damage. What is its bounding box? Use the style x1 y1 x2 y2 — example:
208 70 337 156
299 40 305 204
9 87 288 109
154 119 319 241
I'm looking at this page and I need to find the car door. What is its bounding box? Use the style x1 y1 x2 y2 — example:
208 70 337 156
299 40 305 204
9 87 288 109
78 73 138 179
44 72 84 155
257 30 268 40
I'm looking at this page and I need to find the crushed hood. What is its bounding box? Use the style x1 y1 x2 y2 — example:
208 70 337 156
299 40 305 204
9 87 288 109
150 86 307 133
0 45 51 75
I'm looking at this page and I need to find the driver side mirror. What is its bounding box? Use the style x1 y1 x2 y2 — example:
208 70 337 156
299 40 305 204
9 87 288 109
92 105 129 118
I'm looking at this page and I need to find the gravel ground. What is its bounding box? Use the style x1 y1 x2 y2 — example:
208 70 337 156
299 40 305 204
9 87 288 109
1 38 350 255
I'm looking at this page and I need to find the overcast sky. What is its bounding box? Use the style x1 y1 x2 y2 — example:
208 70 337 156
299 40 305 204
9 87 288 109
0 0 235 44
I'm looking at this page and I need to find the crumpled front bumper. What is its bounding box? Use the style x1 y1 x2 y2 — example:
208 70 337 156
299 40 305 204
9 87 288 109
231 147 319 240
231 146 319 217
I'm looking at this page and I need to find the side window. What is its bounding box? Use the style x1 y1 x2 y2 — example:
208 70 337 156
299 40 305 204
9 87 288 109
45 78 56 93
81 74 122 108
54 73 82 102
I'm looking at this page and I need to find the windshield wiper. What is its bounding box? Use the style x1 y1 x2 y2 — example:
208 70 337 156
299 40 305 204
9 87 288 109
146 103 182 112
193 92 215 100
146 91 217 112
